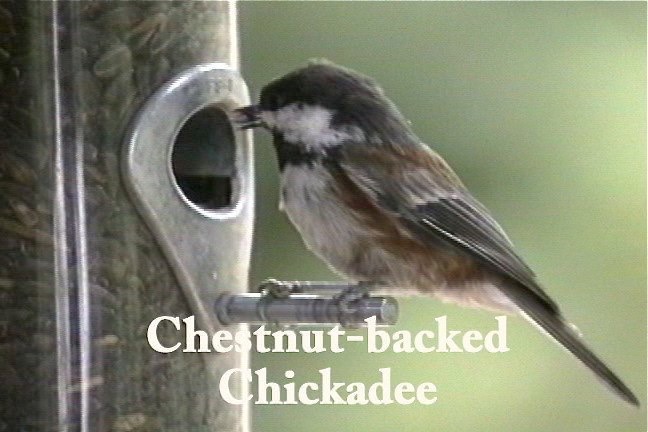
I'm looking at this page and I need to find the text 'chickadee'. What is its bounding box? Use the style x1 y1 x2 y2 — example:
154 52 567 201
233 60 638 406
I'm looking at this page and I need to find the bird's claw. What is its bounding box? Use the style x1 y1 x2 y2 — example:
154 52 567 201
334 283 372 327
258 279 300 299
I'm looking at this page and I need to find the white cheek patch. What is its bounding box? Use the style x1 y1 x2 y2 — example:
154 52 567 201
262 103 364 151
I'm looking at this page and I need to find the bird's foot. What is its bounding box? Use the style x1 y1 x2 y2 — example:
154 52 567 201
258 278 300 299
334 282 375 327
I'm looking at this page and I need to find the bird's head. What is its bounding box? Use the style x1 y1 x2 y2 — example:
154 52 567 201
233 60 416 151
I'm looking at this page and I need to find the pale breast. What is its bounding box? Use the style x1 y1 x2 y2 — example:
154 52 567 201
279 164 367 276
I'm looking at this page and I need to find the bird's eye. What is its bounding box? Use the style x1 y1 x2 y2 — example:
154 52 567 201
274 96 286 109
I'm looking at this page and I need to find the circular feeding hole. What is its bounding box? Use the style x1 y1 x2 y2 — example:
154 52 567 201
171 105 237 211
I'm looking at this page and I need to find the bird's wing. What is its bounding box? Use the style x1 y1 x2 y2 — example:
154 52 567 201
336 143 640 406
336 143 558 313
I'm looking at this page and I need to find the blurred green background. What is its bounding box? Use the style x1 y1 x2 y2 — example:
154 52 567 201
238 2 646 431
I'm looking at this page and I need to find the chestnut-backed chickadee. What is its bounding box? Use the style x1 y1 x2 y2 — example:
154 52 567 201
233 60 638 406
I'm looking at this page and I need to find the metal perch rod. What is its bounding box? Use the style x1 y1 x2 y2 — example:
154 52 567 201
215 293 399 327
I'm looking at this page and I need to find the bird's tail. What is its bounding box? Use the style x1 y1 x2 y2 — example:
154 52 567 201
498 282 639 407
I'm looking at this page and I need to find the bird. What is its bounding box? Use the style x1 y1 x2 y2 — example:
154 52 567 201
232 59 639 406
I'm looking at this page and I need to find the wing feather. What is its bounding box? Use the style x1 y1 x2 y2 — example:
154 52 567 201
337 143 558 313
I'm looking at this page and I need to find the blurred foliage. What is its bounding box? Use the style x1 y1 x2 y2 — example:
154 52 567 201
238 2 646 432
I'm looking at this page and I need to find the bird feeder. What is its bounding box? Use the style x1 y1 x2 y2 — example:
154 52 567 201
0 2 250 430
0 2 398 431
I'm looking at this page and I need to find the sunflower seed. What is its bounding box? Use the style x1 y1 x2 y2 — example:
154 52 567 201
126 13 167 53
93 44 132 79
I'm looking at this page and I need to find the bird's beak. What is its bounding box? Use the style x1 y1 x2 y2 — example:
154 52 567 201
231 104 263 130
